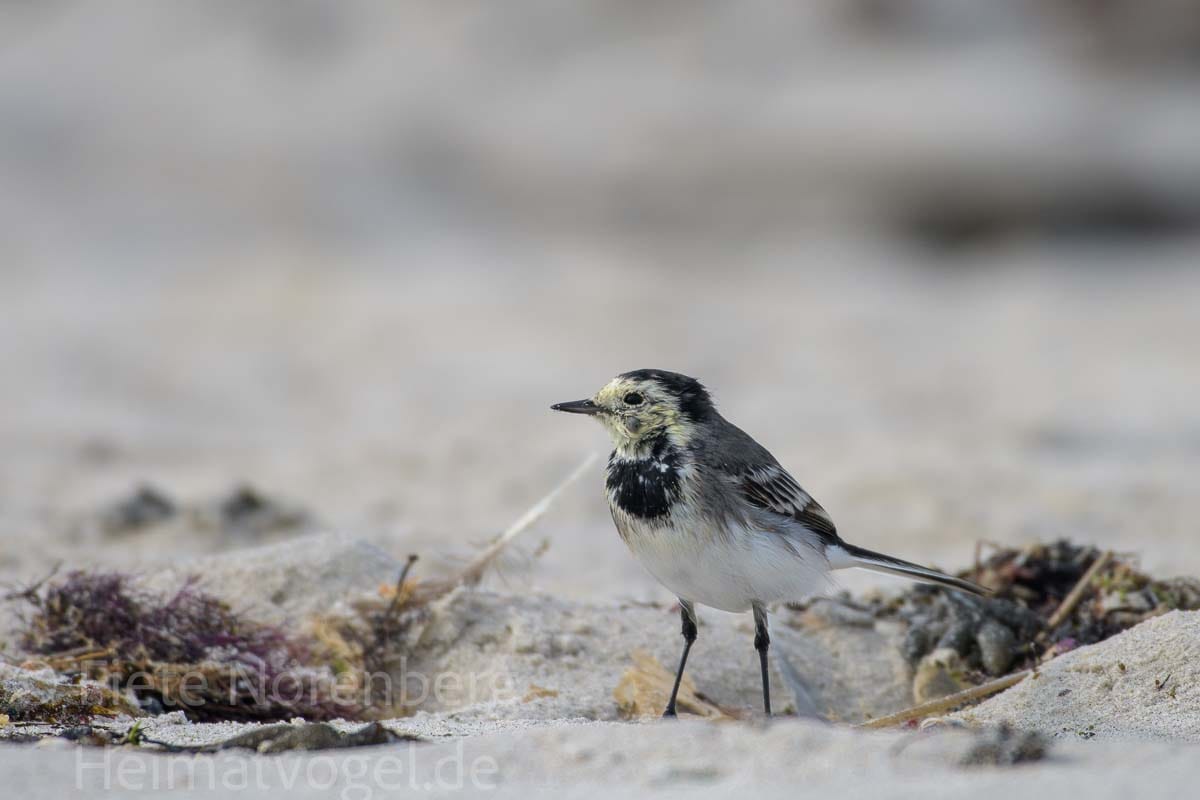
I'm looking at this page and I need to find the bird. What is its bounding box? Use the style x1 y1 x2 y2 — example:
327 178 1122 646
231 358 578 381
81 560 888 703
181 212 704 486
551 369 986 718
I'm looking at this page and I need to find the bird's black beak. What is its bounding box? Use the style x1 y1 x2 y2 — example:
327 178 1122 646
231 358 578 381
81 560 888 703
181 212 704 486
551 399 602 415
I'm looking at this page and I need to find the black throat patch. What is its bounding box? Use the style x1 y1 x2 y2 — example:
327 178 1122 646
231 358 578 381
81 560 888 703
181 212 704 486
605 435 683 520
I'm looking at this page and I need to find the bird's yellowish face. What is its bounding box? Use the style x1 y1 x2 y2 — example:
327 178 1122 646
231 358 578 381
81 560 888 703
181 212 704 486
552 375 694 456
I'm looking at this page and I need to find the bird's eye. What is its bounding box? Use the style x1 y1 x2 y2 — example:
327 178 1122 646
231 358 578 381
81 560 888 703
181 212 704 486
623 392 644 405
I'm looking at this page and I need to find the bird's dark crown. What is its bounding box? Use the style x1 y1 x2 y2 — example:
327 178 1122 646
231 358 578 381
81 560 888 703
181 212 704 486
618 369 715 421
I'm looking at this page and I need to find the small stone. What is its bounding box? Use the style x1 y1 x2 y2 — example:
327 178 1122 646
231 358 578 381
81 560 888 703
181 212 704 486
913 648 971 704
1099 590 1154 614
976 619 1017 675
918 716 965 731
552 634 584 656
903 623 935 663
155 711 190 726
936 620 974 654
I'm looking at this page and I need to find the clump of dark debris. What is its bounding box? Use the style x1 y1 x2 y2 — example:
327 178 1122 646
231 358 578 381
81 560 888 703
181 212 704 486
99 484 176 535
97 482 312 538
143 721 422 754
10 570 358 722
1 665 143 725
203 484 312 538
874 540 1200 683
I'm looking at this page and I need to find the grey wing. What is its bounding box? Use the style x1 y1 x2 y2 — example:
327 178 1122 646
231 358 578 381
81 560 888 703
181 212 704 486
702 417 841 546
736 463 840 546
708 420 988 596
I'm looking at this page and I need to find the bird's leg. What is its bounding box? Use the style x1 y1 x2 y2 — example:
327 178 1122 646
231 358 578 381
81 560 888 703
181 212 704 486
663 600 697 718
752 602 771 716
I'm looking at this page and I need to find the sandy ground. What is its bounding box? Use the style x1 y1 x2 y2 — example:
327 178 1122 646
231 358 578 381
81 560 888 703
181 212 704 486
4 2 1200 796
4 537 1200 798
957 611 1200 741
8 719 1200 799
5 257 1200 605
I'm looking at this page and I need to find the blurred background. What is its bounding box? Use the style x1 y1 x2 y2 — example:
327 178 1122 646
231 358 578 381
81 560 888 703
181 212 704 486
2 1 1199 603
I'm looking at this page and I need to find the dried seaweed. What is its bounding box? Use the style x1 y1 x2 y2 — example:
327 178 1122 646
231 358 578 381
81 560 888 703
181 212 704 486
1 666 143 724
8 453 600 725
307 553 428 711
895 541 1200 674
19 571 295 664
832 539 1200 723
13 571 355 722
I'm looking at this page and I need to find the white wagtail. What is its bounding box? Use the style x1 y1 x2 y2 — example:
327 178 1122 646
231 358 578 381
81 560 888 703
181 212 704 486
552 369 986 717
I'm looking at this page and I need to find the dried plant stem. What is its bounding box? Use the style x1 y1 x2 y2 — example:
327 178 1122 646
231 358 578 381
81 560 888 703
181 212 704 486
378 554 420 648
2 561 62 603
856 670 1031 730
1045 550 1112 630
456 452 599 587
383 554 420 621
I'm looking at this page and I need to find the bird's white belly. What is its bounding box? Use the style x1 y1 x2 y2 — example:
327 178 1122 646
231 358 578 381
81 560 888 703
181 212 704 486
620 516 833 613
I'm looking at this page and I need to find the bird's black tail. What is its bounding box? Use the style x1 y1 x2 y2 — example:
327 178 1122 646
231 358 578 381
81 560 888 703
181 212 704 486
828 542 989 596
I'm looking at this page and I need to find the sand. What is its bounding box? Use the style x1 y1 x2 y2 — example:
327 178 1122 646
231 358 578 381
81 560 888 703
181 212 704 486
956 611 1200 742
7 718 1200 799
4 1 1200 796
5 535 1200 798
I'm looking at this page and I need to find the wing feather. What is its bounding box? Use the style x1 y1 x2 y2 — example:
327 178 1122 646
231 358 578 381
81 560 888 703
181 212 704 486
736 464 839 543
